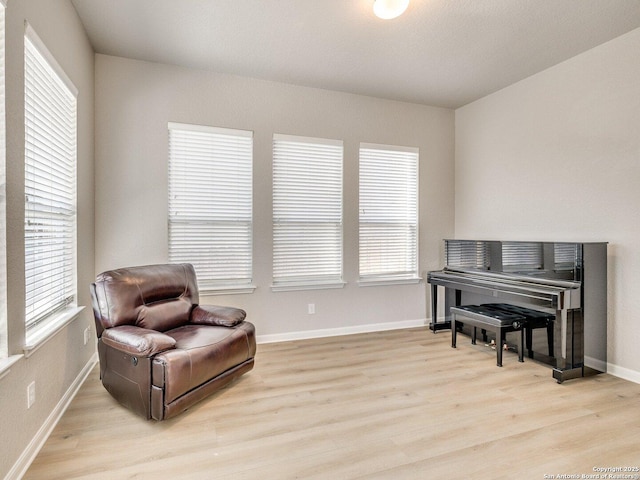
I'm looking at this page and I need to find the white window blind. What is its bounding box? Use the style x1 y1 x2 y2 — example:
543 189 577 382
359 143 419 283
24 26 78 332
272 134 343 290
168 123 253 292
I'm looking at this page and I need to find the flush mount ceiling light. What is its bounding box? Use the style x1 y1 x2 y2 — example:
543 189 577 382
373 0 410 19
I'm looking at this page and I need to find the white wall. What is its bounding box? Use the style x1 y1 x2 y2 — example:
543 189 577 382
94 54 455 340
0 0 95 478
455 28 640 380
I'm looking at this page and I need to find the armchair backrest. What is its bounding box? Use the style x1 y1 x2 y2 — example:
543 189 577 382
90 263 200 336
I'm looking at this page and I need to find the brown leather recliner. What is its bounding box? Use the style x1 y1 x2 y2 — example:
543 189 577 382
89 263 256 421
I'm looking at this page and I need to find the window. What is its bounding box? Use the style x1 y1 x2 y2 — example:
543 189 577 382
272 134 343 290
359 143 419 284
24 25 79 341
168 123 253 293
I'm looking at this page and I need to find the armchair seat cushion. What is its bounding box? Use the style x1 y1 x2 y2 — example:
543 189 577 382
153 322 256 404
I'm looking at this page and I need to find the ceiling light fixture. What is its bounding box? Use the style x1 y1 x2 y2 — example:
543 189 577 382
373 0 410 20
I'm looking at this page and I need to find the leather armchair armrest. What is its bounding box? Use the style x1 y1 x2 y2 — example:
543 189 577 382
101 325 177 357
191 305 247 327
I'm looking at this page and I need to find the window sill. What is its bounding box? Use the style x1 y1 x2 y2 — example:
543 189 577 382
271 281 346 292
199 285 257 296
0 354 24 382
24 306 85 358
358 276 422 287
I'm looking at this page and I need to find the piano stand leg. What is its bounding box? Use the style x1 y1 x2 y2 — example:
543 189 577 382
526 328 534 359
553 366 585 384
429 321 452 332
471 327 477 345
518 329 525 363
497 331 504 367
429 283 451 333
451 318 458 348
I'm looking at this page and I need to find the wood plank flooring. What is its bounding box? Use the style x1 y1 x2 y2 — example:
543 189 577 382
24 328 640 479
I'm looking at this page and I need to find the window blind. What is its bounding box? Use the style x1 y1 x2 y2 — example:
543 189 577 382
24 26 78 331
272 134 343 289
359 143 419 282
168 123 253 291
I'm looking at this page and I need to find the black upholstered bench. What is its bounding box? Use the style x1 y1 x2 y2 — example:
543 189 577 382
451 305 526 367
480 303 555 359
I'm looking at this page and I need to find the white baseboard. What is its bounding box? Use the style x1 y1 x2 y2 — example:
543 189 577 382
257 318 427 344
6 352 98 480
606 361 640 385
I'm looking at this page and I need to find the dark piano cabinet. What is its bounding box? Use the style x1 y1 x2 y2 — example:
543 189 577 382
427 240 607 383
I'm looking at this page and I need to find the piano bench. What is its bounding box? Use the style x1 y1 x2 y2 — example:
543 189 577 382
480 303 554 359
450 305 526 367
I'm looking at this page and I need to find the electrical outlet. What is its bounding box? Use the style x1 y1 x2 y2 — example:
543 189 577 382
308 303 315 314
83 326 90 345
27 381 36 409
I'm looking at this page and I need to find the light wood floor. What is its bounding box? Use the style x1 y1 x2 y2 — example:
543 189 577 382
25 328 640 479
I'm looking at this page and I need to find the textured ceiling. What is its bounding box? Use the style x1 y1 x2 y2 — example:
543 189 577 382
71 0 640 108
